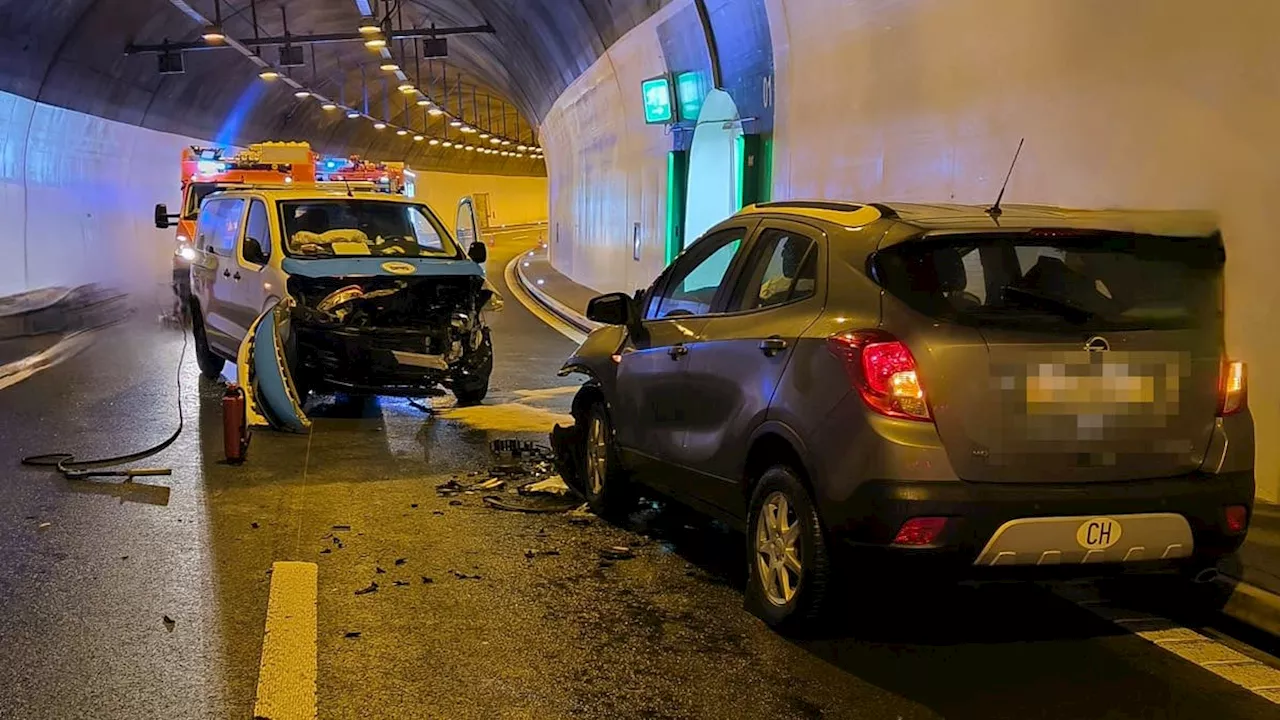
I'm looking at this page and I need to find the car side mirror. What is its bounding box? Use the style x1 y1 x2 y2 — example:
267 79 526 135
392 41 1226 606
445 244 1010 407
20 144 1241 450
155 203 174 230
244 237 267 265
586 292 635 326
468 241 488 264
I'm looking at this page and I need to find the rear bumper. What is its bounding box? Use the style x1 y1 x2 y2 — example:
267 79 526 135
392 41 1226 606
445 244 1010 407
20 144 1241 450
823 472 1254 572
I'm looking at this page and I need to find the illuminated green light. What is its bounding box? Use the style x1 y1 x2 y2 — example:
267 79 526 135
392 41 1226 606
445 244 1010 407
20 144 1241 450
734 134 746 211
641 76 674 125
675 71 703 123
665 151 687 265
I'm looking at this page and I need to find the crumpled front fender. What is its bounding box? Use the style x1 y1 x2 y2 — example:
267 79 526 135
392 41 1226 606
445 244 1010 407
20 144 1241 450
237 299 311 433
557 325 627 382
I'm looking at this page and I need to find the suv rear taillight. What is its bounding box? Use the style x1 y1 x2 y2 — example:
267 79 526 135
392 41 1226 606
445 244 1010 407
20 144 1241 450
827 330 931 421
1218 359 1246 416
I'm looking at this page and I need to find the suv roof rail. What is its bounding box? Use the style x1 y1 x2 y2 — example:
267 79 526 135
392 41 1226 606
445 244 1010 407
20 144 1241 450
754 200 868 213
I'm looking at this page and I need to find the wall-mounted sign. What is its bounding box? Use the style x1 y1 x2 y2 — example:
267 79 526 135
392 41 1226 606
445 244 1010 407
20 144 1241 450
675 71 704 123
641 76 675 124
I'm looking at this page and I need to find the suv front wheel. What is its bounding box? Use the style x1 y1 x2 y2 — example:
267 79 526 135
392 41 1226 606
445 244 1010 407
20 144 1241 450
580 399 636 518
745 465 831 630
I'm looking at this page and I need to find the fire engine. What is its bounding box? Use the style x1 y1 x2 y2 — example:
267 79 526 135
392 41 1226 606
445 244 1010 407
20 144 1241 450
155 141 317 312
315 156 406 194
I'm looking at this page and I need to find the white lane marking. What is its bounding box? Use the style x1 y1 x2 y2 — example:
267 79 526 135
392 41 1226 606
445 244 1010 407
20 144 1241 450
0 329 99 391
253 561 318 720
1056 584 1280 703
503 253 586 345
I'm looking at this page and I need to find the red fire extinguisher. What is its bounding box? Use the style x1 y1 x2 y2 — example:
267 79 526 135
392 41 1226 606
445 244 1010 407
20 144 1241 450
223 383 249 464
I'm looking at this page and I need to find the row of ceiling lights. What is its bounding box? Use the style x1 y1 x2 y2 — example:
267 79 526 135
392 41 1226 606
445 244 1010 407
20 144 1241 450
201 17 543 159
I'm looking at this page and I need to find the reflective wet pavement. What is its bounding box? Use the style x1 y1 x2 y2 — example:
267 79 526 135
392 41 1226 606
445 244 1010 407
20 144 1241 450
1 235 1279 719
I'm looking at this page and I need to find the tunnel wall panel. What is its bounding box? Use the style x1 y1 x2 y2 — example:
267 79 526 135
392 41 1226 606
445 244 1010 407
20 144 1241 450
0 89 194 299
541 0 696 294
412 172 549 232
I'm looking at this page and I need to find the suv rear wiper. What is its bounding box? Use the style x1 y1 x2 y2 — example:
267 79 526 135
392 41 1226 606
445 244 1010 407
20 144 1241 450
999 286 1096 322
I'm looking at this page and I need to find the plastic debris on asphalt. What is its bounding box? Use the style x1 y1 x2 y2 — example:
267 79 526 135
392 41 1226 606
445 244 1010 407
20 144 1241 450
354 581 379 595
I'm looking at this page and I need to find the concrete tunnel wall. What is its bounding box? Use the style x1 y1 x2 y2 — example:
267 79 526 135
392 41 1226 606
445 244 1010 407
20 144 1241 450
537 0 1280 501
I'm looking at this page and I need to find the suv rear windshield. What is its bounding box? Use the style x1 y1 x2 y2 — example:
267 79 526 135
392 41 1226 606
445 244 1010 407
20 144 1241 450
871 231 1224 331
279 200 461 259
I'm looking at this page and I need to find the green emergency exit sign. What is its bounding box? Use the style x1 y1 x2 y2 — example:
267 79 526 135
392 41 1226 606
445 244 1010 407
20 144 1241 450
641 76 674 124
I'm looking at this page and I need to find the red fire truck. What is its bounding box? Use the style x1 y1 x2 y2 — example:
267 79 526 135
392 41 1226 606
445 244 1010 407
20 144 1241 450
155 142 317 313
315 156 406 194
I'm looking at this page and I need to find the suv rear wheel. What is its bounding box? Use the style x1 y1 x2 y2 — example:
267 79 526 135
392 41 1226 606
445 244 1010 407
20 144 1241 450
581 400 636 518
745 465 831 630
191 311 225 381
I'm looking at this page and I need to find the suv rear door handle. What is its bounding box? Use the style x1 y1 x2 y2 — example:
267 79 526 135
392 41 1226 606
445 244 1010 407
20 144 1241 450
759 336 788 356
668 344 688 359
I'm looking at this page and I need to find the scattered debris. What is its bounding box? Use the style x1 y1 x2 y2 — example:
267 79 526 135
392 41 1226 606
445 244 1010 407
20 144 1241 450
354 581 379 595
488 464 525 477
421 576 434 584
162 615 176 631
599 546 636 561
521 475 570 496
475 477 505 490
598 561 614 569
524 548 561 559
448 499 463 506
332 524 352 531
393 580 410 587
394 558 406 566
450 570 482 580
251 522 260 529
482 495 580 514
319 548 332 554
436 479 467 495
490 439 548 458
410 503 418 509
375 566 386 574
37 522 51 531
432 510 445 516
344 631 362 639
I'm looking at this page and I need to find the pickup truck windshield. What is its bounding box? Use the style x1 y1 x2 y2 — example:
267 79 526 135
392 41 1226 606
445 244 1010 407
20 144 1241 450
280 200 462 259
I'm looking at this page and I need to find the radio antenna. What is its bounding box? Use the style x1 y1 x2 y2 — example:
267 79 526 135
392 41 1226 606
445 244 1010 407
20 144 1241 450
986 137 1024 220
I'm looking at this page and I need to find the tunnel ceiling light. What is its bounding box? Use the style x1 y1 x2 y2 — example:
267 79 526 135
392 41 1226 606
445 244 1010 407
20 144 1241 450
413 134 424 141
398 83 415 93
461 126 477 134
202 25 225 43
516 153 524 158
380 62 400 71
294 90 310 99
373 121 387 130
364 36 387 49
396 128 408 136
442 141 453 147
502 140 511 146
259 69 281 80
358 16 380 33
479 132 490 139
465 146 475 151
416 98 430 106
489 137 501 145
346 109 360 119
429 138 440 146
321 101 338 111
517 144 527 152
450 119 463 127
429 107 445 116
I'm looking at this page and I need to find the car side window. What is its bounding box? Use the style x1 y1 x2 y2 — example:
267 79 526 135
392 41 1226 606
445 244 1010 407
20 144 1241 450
729 228 819 311
649 229 746 319
242 200 270 264
197 198 245 257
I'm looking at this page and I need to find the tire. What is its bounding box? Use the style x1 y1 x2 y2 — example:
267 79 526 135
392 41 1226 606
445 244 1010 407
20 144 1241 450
191 312 226 381
580 399 636 518
452 330 492 405
745 465 832 631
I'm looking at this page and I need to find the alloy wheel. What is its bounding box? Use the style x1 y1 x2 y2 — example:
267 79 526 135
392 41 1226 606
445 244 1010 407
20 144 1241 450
755 490 804 606
586 413 607 496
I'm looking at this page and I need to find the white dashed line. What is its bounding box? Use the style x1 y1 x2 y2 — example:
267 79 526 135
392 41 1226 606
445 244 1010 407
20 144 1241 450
1053 583 1280 703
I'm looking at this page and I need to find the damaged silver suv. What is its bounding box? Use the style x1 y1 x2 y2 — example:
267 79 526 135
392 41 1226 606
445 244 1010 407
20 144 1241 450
188 187 498 420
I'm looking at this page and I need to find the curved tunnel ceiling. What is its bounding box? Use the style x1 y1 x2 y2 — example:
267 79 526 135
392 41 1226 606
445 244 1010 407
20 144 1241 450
0 0 670 175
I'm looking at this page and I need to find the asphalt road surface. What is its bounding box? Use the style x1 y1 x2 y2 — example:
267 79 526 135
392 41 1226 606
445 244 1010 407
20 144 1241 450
2 231 1279 719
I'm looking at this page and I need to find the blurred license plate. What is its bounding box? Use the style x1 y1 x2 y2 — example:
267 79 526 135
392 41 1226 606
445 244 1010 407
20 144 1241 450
1027 373 1153 406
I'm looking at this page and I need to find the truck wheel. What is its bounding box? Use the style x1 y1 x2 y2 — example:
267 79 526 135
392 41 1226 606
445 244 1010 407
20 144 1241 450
191 313 225 381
